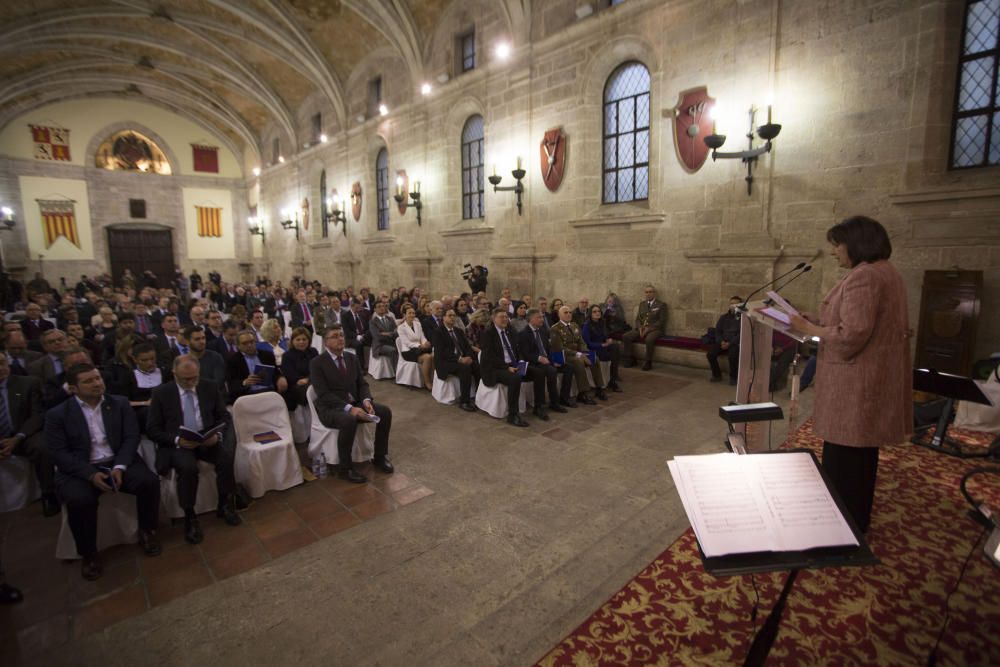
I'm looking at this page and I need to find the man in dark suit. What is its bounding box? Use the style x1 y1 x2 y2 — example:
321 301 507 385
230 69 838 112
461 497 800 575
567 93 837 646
480 309 545 427
20 302 54 345
288 290 316 335
100 313 135 361
45 363 162 580
517 308 574 412
184 326 226 386
368 300 398 367
146 356 241 545
204 310 225 344
0 354 57 515
209 321 240 359
341 298 370 361
225 330 286 404
309 324 393 484
420 301 444 348
432 308 480 412
5 331 41 376
153 314 186 367
28 328 68 385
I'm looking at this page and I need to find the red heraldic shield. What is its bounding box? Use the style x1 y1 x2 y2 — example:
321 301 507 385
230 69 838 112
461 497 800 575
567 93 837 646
672 87 714 173
540 128 567 192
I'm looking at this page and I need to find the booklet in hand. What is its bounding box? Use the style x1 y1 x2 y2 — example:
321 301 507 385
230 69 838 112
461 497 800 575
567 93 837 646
179 422 226 443
253 364 276 387
550 350 565 365
516 360 529 377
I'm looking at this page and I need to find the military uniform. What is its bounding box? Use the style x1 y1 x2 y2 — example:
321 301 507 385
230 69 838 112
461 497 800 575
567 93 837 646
622 299 667 367
549 320 605 394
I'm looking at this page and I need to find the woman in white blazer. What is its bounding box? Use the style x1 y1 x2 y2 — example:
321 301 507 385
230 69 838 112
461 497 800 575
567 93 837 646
398 306 433 389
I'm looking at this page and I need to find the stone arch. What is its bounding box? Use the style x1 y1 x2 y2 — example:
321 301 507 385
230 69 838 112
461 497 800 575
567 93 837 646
85 121 181 176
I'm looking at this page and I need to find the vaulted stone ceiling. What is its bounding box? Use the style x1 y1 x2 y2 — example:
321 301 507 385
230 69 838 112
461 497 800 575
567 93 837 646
0 0 523 165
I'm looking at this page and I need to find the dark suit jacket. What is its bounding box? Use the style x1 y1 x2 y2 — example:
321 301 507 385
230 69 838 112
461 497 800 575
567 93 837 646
226 349 280 403
3 375 44 438
309 350 371 417
28 355 61 385
420 315 442 346
45 393 140 480
8 351 41 376
289 302 316 328
20 318 54 341
479 325 520 387
209 336 238 359
342 309 370 344
146 380 228 453
195 349 227 386
516 325 552 365
432 327 476 379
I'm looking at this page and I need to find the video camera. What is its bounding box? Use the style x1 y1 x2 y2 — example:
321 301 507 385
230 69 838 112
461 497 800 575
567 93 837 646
460 263 483 280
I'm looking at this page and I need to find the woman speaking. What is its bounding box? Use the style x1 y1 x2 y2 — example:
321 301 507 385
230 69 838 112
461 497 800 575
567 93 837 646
790 216 912 533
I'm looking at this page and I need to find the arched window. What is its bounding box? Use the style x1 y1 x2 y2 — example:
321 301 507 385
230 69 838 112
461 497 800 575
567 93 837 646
461 115 485 219
951 0 1000 168
319 169 328 238
375 148 389 230
602 61 650 203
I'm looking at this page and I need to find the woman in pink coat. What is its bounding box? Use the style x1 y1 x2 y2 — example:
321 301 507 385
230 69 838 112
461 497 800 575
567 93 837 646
790 216 912 532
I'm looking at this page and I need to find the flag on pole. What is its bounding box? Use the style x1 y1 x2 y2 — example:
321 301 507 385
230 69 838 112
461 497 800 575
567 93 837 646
38 199 80 248
196 206 222 237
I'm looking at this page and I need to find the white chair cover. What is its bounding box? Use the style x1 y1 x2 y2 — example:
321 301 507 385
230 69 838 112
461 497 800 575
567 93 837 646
305 386 375 462
56 491 138 559
395 337 424 388
311 334 324 354
0 456 40 513
368 349 395 380
476 379 528 418
232 392 303 498
290 404 311 443
282 311 293 336
160 462 220 519
431 375 461 405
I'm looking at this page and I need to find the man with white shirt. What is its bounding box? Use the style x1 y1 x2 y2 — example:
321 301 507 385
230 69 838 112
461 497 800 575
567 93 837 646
45 363 162 580
309 325 393 484
248 309 265 342
154 313 186 367
479 309 546 427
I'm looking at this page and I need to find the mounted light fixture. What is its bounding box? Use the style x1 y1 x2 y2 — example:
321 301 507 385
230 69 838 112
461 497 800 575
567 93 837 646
247 216 265 243
488 157 526 216
420 83 432 96
324 193 348 237
0 206 16 230
252 166 261 177
495 42 511 60
703 104 781 195
279 208 299 239
378 104 389 117
392 177 423 226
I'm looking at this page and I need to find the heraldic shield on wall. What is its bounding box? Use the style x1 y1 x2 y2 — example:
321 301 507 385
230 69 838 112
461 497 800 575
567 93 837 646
672 87 715 173
540 128 567 192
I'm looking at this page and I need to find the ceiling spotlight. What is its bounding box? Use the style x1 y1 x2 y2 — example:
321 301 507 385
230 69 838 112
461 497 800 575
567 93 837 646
319 133 328 143
421 83 432 96
378 104 389 116
496 43 511 60
278 155 285 163
252 166 261 176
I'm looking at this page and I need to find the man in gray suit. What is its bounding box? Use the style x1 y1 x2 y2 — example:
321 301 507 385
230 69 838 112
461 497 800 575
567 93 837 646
28 329 68 384
368 300 398 368
621 285 667 371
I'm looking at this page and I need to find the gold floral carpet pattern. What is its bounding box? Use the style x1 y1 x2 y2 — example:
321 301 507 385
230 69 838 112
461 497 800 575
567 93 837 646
537 421 1000 666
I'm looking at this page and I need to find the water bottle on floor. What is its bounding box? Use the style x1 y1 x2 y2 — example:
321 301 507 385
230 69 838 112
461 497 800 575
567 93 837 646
318 452 328 479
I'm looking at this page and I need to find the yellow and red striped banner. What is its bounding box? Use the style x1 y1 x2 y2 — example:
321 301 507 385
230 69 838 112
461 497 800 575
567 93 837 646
196 205 222 237
37 199 80 248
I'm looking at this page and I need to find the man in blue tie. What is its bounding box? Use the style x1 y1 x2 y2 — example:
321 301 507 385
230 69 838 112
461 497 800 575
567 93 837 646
479 309 545 427
516 308 574 412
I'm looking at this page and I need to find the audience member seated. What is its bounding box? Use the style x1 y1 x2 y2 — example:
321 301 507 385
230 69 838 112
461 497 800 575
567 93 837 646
342 298 370 361
70 322 103 366
581 305 622 392
280 327 317 411
546 299 564 328
132 300 155 336
621 285 667 371
454 299 471 329
309 325 394 484
45 363 162 580
29 329 68 385
480 308 546 427
247 309 266 342
550 305 607 404
20 302 54 347
153 313 185 368
43 347 92 410
706 296 742 385
509 302 529 334
516 308 573 412
602 292 628 335
101 312 135 361
226 330 287 404
571 298 590 327
0 353 57 516
183 325 226 386
398 307 433 389
204 310 225 344
465 309 490 354
209 320 239 358
289 290 316 335
315 293 340 333
257 318 288 364
126 342 172 429
5 331 40 376
368 301 399 367
146 355 241 544
93 306 118 344
432 309 480 411
420 300 444 345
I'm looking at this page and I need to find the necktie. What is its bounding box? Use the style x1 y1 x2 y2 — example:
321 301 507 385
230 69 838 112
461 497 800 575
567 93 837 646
182 390 199 431
500 329 515 362
10 358 23 374
449 329 460 354
0 388 11 438
336 355 347 375
227 342 235 354
354 313 361 331
169 337 179 354
304 304 311 323
534 328 545 355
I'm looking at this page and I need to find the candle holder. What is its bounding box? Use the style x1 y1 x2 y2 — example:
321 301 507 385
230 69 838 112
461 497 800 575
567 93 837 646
488 161 526 215
324 194 348 237
247 216 265 243
703 105 782 195
393 179 423 226
279 209 300 240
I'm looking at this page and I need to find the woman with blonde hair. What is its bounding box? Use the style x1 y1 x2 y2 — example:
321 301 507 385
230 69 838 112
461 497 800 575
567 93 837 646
397 306 433 389
256 318 288 364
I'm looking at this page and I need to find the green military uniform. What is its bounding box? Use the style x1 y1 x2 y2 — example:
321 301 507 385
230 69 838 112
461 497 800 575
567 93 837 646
622 299 667 366
549 320 604 393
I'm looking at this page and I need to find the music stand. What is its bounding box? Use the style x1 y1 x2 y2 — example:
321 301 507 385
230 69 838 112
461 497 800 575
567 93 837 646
911 368 994 458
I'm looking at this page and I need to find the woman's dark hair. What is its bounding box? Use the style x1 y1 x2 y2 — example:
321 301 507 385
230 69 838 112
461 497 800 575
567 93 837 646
589 304 603 319
826 216 892 266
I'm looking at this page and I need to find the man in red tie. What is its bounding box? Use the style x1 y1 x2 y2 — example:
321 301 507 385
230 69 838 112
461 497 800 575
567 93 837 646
290 290 314 336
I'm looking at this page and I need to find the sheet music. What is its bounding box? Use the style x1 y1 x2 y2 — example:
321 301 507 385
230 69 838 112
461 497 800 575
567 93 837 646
765 290 800 317
668 452 858 557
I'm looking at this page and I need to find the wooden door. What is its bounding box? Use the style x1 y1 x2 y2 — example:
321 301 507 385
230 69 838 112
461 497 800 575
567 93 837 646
107 228 175 289
914 270 982 376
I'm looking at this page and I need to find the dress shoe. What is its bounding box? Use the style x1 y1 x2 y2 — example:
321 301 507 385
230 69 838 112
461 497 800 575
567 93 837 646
533 406 550 421
0 582 24 604
339 467 368 484
642 361 653 371
507 414 529 427
549 403 568 413
217 497 243 526
577 393 597 406
459 401 477 412
81 554 103 581
184 517 204 545
374 457 394 474
560 398 578 409
41 494 60 518
139 530 162 557
595 389 609 401
710 375 723 383
608 382 623 393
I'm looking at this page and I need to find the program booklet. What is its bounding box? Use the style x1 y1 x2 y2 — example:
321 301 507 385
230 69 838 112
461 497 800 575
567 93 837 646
179 422 227 443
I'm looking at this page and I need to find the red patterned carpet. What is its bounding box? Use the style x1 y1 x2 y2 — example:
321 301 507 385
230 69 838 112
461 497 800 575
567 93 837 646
537 421 1000 666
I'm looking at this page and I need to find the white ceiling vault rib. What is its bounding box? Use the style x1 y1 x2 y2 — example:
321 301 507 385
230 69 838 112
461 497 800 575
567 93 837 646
497 0 531 46
343 0 424 89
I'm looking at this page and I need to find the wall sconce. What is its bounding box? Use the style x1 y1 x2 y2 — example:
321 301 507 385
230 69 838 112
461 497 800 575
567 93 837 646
279 208 299 240
393 177 423 226
324 193 348 236
703 105 781 195
488 158 526 215
0 206 15 230
247 216 265 243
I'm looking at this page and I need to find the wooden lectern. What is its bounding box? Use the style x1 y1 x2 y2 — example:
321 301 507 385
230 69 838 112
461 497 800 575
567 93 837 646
733 300 812 451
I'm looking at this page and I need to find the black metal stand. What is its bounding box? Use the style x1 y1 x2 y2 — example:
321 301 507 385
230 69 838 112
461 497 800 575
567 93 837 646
743 569 799 667
911 368 994 459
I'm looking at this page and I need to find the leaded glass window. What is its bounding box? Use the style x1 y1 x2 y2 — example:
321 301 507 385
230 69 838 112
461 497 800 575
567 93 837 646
461 115 485 219
461 31 476 72
602 61 650 203
952 0 1000 168
376 148 389 230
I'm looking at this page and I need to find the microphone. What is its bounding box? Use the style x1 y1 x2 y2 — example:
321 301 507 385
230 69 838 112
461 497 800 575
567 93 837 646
770 265 812 295
739 262 806 310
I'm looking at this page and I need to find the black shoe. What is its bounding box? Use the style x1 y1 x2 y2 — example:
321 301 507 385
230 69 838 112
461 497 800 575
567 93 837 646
578 393 597 406
595 389 609 401
549 403 568 413
217 497 242 526
560 398 578 409
41 494 60 517
710 375 723 383
0 583 24 604
642 361 653 371
533 406 550 421
81 554 103 581
507 414 529 427
339 467 368 484
608 382 623 393
374 457 394 474
459 401 477 412
139 530 162 557
184 517 203 545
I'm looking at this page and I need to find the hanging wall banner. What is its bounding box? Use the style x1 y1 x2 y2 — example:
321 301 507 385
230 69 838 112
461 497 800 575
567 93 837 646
196 205 223 237
38 199 80 248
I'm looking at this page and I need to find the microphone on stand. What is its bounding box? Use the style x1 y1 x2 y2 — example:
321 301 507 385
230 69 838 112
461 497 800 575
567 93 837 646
739 262 806 311
765 265 813 304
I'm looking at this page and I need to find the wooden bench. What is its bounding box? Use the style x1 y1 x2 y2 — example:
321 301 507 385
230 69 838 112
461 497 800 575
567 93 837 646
610 332 713 370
